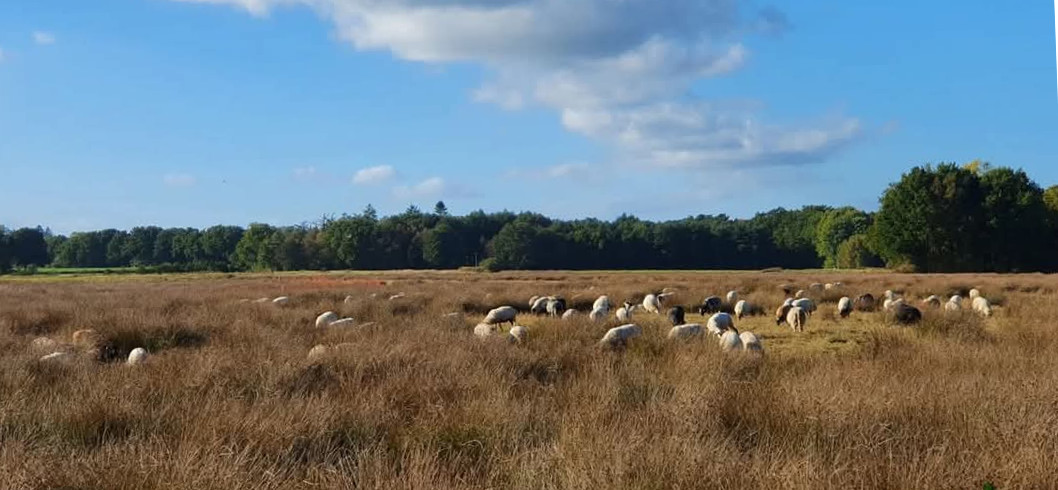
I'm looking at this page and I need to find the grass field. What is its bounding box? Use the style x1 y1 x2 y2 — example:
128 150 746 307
1 270 1055 489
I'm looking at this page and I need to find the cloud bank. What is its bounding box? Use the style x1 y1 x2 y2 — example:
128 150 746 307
174 0 860 169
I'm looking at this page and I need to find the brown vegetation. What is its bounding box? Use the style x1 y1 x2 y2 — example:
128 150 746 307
1 270 1057 489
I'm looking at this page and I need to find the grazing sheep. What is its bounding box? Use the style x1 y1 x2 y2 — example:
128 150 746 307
734 300 763 320
668 323 702 341
945 295 962 312
969 288 981 300
599 324 642 348
972 296 993 317
484 306 518 326
329 318 357 328
593 295 612 312
529 295 541 308
719 330 743 352
531 296 551 315
72 329 101 348
307 344 329 361
562 309 577 320
127 348 149 365
39 352 70 363
667 306 685 326
615 303 635 322
892 303 922 325
272 296 290 306
838 297 853 318
922 295 942 308
706 313 735 337
698 296 723 315
782 297 795 307
589 307 607 322
884 290 895 300
31 337 59 352
474 323 500 339
775 304 792 326
726 290 739 304
883 296 905 311
546 297 567 317
315 312 339 329
508 326 529 344
642 294 662 314
824 283 834 290
792 298 816 314
787 306 808 332
739 332 764 353
856 294 876 311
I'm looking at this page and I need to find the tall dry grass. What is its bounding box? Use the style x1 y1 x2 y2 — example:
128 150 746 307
1 271 1057 489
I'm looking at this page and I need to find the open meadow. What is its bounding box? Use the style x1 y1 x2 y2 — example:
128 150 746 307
2 270 1057 489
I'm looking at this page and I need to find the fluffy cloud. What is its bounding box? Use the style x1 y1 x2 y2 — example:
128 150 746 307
392 177 446 199
33 31 56 45
163 173 197 188
174 0 860 169
352 165 396 185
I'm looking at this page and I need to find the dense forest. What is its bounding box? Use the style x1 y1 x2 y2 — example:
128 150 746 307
3 163 1057 274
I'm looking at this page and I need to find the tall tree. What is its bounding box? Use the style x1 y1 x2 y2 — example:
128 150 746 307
871 164 986 272
979 167 1049 271
815 208 872 268
9 227 50 267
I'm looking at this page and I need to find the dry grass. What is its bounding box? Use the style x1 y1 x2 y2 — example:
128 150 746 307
1 270 1057 489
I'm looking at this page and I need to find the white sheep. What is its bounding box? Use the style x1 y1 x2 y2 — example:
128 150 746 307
739 332 764 353
922 295 942 308
824 283 834 290
599 324 642 348
593 295 612 312
782 297 795 307
307 344 329 361
127 347 149 365
642 294 661 314
315 312 339 329
972 296 993 317
792 298 816 314
884 290 895 300
508 326 529 344
667 323 702 341
787 306 808 332
726 290 739 304
883 297 905 311
272 296 290 306
562 309 577 320
615 303 636 322
734 300 748 320
706 313 735 337
719 330 743 352
795 289 805 299
484 306 518 325
39 351 70 363
529 295 541 308
589 307 607 322
546 298 566 317
31 337 59 352
837 297 852 318
969 288 981 300
474 323 500 339
945 295 962 312
531 296 552 315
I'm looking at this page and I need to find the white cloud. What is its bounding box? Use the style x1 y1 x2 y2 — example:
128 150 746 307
33 31 56 45
292 166 317 180
163 173 197 188
392 177 446 199
173 0 860 170
352 165 396 185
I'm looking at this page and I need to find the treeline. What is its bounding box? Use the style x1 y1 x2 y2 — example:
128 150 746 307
2 163 1057 274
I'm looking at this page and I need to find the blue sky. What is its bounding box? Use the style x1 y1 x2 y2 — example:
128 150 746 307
1 0 1055 234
